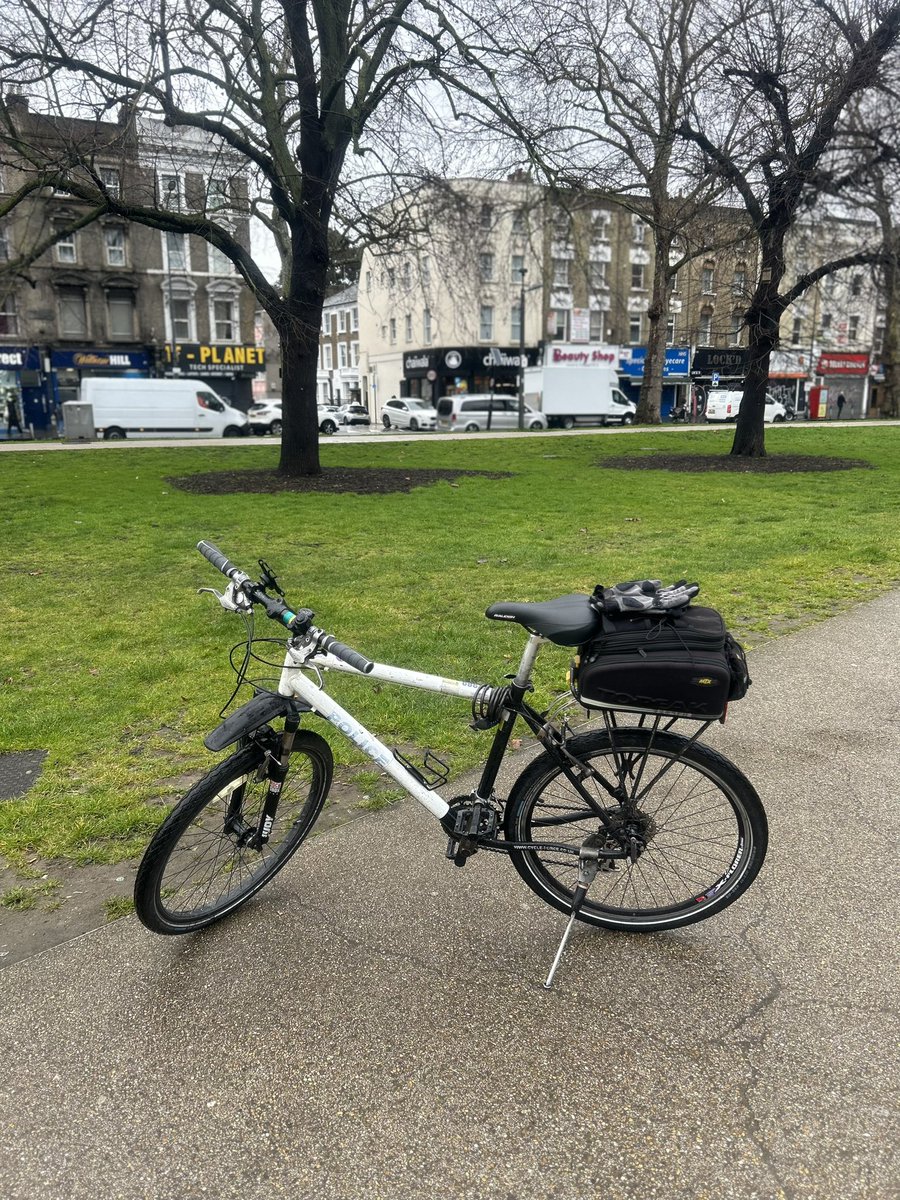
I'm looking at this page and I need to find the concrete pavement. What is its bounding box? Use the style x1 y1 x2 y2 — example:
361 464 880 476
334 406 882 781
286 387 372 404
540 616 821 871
1 592 898 1198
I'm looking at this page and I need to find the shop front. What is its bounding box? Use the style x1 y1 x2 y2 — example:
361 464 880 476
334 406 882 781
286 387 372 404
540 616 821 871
815 351 870 419
51 348 150 429
618 346 691 418
767 350 809 415
0 346 47 436
401 345 541 405
165 343 266 411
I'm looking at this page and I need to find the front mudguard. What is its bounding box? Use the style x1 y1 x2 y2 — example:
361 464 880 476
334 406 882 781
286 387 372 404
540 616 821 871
204 692 311 752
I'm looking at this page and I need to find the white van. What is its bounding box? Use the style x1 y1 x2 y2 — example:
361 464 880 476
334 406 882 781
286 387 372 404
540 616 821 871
77 378 249 440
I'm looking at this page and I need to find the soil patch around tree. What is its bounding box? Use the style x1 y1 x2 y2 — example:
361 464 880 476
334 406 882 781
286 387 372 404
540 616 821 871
168 466 512 495
600 453 873 474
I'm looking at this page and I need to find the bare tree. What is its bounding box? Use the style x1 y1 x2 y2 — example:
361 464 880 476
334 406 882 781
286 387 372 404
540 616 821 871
678 0 900 455
0 0 498 475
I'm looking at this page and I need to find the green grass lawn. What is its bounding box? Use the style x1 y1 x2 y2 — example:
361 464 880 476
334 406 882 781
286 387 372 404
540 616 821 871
2 424 899 870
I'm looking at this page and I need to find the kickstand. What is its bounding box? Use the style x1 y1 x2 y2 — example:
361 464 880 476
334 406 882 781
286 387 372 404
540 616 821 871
543 835 602 990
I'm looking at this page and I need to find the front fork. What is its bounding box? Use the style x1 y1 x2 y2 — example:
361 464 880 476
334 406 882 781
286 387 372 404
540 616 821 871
227 715 300 849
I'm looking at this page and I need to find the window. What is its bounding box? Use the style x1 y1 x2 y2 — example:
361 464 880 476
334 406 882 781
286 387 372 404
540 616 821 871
510 302 522 344
848 314 860 342
730 310 743 346
0 291 18 336
350 341 359 366
365 271 372 293
479 203 493 230
404 313 412 342
0 225 9 261
170 297 192 340
552 309 569 340
791 316 802 345
851 274 863 297
322 311 332 334
207 177 229 209
666 315 677 345
552 258 570 288
402 261 411 288
421 256 431 285
631 263 644 290
875 316 885 355
323 343 333 370
553 209 571 241
99 167 120 199
165 232 188 271
338 309 347 333
590 210 610 242
669 269 679 292
107 288 134 337
213 298 236 341
512 208 526 234
389 317 396 344
351 307 358 331
56 230 77 264
338 341 348 368
58 287 88 337
590 310 605 342
423 308 432 344
590 260 607 290
104 227 126 267
701 264 716 294
479 304 494 340
820 313 832 335
511 254 525 284
387 267 396 288
159 173 181 209
698 308 713 345
628 314 642 345
732 266 747 295
632 216 646 244
209 242 233 275
479 252 495 281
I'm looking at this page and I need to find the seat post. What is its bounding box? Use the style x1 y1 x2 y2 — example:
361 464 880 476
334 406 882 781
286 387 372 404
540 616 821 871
513 634 545 688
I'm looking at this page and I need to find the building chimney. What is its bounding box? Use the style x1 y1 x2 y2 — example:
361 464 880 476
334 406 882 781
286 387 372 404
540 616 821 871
6 92 30 113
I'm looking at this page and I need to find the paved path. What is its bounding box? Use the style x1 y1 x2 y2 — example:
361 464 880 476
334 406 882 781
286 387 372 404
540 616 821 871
1 593 898 1198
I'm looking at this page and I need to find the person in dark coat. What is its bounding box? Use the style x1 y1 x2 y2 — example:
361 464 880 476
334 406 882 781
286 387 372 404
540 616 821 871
5 396 22 437
836 391 846 419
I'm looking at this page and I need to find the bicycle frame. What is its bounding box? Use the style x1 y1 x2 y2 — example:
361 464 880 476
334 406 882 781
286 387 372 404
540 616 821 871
277 632 547 820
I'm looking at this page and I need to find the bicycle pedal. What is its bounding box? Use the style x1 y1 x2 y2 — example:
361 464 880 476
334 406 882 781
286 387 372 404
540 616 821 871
451 801 499 840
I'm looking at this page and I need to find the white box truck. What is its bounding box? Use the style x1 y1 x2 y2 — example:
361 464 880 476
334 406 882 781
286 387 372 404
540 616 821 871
524 345 636 429
75 378 249 440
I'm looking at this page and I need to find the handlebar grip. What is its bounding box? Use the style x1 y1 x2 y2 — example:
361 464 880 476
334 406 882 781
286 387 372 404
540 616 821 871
321 636 375 674
197 540 239 578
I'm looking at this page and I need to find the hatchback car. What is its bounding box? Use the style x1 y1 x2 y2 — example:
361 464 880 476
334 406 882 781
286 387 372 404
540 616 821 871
381 398 437 431
435 395 548 432
337 403 371 427
705 390 787 423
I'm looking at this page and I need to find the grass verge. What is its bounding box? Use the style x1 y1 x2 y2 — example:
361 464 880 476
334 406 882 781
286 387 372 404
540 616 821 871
2 424 899 867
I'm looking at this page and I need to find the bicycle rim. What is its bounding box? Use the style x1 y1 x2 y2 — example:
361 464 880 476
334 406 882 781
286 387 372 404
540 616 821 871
504 727 767 931
135 732 332 933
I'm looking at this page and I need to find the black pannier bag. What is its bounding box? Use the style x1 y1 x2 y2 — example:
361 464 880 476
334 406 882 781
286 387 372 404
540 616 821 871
571 606 751 720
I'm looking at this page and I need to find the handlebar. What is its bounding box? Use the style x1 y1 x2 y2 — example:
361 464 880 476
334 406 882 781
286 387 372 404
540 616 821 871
196 540 374 674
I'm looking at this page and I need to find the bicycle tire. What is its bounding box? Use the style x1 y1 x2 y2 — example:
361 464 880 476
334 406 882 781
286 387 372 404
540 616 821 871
134 729 333 934
504 726 767 932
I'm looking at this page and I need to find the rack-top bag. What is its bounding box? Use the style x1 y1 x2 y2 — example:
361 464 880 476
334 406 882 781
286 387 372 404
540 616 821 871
571 605 750 720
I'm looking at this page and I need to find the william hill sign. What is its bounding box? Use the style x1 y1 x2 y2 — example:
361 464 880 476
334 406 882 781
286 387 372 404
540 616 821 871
166 343 266 375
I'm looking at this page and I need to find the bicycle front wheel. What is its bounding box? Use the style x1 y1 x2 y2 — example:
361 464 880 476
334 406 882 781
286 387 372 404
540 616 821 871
504 727 767 932
134 729 333 934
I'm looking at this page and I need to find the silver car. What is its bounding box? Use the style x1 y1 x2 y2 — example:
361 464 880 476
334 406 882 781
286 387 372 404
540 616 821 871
435 394 548 432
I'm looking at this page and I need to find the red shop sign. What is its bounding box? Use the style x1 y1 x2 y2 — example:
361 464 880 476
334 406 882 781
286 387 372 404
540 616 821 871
816 352 870 375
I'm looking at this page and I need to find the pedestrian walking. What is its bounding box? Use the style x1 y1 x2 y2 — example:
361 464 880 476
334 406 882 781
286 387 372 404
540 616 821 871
836 391 846 419
5 396 22 438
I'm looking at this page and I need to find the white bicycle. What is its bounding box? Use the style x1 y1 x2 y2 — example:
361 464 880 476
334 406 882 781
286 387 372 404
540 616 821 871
134 542 768 985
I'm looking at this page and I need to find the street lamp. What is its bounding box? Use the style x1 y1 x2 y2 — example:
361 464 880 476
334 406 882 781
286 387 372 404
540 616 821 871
165 177 179 376
517 267 543 431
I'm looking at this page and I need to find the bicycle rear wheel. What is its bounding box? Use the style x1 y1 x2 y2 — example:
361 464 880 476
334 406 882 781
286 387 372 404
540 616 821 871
504 726 767 932
134 729 333 934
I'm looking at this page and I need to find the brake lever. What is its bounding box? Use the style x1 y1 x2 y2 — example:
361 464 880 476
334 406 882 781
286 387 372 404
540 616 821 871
198 581 253 613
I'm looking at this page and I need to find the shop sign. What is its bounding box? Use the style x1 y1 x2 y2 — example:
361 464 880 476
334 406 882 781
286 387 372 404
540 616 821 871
169 343 266 374
52 348 149 370
690 347 747 379
550 344 618 367
816 351 870 376
619 346 690 379
0 348 27 369
404 352 433 372
570 309 591 343
405 347 540 378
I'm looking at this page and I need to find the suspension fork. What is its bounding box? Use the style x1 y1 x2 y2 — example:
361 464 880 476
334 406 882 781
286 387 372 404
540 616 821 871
245 713 301 848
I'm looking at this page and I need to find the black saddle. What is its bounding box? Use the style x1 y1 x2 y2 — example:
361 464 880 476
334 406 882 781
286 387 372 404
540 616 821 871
485 594 602 646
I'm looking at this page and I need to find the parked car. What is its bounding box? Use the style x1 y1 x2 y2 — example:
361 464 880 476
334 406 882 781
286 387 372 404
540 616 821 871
705 390 787 424
381 398 437 431
435 394 549 432
337 403 371 427
247 399 341 436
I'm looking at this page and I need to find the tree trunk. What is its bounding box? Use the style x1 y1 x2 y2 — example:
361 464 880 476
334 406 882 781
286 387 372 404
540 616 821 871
879 237 899 419
277 311 325 476
636 232 672 424
731 234 786 457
